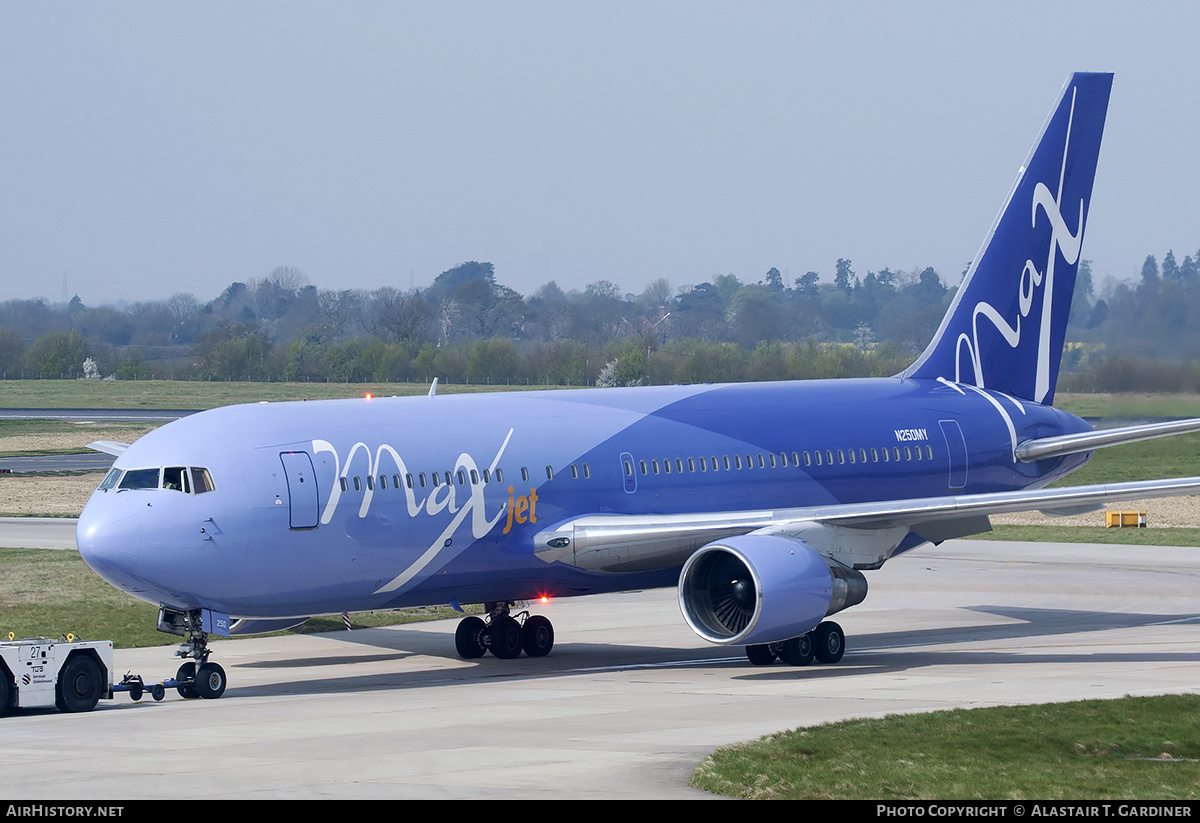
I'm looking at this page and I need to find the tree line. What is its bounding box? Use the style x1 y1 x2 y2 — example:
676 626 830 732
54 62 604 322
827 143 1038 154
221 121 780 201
2 248 1199 391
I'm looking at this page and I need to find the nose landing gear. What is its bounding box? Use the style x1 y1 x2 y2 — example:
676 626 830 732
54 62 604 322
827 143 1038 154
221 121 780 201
159 608 227 700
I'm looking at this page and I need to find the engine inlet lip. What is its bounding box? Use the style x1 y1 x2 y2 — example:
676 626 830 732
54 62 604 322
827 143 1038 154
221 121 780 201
677 543 762 645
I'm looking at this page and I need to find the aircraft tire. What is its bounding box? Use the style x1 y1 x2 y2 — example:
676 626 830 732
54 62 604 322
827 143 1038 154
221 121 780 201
745 644 777 666
196 662 227 699
455 616 488 659
489 616 523 659
813 622 845 665
778 634 815 666
55 655 103 713
176 662 198 698
521 615 554 657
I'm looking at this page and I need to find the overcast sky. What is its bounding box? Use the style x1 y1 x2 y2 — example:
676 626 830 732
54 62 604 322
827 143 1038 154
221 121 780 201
2 2 1197 306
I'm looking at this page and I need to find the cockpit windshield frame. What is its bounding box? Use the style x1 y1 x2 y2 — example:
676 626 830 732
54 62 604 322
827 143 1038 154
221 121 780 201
104 466 216 494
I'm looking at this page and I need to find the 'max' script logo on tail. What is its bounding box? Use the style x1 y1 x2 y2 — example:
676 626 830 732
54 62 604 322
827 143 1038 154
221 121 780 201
956 89 1084 405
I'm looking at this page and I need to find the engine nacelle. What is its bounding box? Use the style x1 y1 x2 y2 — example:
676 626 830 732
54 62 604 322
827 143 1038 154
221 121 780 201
677 534 867 646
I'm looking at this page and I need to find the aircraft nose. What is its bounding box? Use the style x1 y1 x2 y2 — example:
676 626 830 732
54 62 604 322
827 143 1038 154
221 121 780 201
76 498 143 590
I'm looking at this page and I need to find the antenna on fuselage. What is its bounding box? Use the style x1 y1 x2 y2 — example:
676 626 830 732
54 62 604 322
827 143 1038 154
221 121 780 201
428 377 438 398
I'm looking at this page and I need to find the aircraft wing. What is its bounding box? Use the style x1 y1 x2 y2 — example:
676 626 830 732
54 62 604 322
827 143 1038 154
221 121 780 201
86 441 130 456
535 475 1200 573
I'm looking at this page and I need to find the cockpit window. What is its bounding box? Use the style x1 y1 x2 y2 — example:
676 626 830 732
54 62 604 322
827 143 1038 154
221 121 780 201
191 467 215 494
163 467 191 493
109 466 215 493
118 469 161 490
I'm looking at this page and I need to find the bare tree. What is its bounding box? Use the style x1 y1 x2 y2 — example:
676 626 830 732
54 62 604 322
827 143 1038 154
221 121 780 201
318 289 366 341
166 293 199 324
368 287 432 353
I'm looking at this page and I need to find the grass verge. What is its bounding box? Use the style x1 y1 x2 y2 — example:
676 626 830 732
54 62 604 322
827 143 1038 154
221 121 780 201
691 695 1200 799
0 379 575 410
1 383 1195 418
2 381 1190 419
1054 393 1200 420
1047 431 1200 487
0 546 473 648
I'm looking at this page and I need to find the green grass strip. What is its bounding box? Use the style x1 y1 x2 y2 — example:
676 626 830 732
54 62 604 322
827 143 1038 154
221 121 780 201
0 547 473 648
691 695 1200 799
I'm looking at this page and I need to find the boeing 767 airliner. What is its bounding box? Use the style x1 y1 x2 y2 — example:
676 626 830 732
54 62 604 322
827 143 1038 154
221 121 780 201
66 73 1200 703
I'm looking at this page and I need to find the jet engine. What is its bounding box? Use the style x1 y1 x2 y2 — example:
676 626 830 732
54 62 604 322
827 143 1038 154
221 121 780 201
677 534 867 646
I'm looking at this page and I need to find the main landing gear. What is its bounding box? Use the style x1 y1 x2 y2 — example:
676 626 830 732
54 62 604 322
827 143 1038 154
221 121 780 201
454 602 554 660
745 621 845 667
158 608 227 699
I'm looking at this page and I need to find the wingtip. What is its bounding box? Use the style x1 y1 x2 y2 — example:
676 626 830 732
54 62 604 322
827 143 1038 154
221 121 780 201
86 440 129 456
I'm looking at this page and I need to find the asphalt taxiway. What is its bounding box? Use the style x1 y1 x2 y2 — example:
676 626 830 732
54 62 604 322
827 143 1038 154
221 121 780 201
0 516 79 550
0 408 196 422
0 452 115 472
0 407 192 473
1 538 1198 799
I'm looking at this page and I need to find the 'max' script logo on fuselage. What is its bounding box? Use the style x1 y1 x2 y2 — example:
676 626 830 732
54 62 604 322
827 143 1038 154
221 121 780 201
955 88 1084 405
309 429 547 595
311 430 533 542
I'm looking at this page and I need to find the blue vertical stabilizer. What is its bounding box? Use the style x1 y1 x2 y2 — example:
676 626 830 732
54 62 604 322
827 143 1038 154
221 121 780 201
901 72 1112 405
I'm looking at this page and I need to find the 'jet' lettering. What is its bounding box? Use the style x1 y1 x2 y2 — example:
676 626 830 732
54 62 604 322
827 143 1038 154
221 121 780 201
502 486 539 534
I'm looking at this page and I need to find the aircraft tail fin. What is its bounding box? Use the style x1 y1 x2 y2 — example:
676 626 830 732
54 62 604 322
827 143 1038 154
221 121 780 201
900 72 1112 406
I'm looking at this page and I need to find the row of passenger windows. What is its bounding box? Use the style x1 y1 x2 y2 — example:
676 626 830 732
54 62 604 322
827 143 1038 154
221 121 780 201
337 463 588 493
334 442 937 494
99 466 216 494
627 444 936 477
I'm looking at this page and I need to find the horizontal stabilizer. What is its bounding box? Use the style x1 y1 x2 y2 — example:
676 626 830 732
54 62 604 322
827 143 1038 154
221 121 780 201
86 440 130 456
1015 418 1200 462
